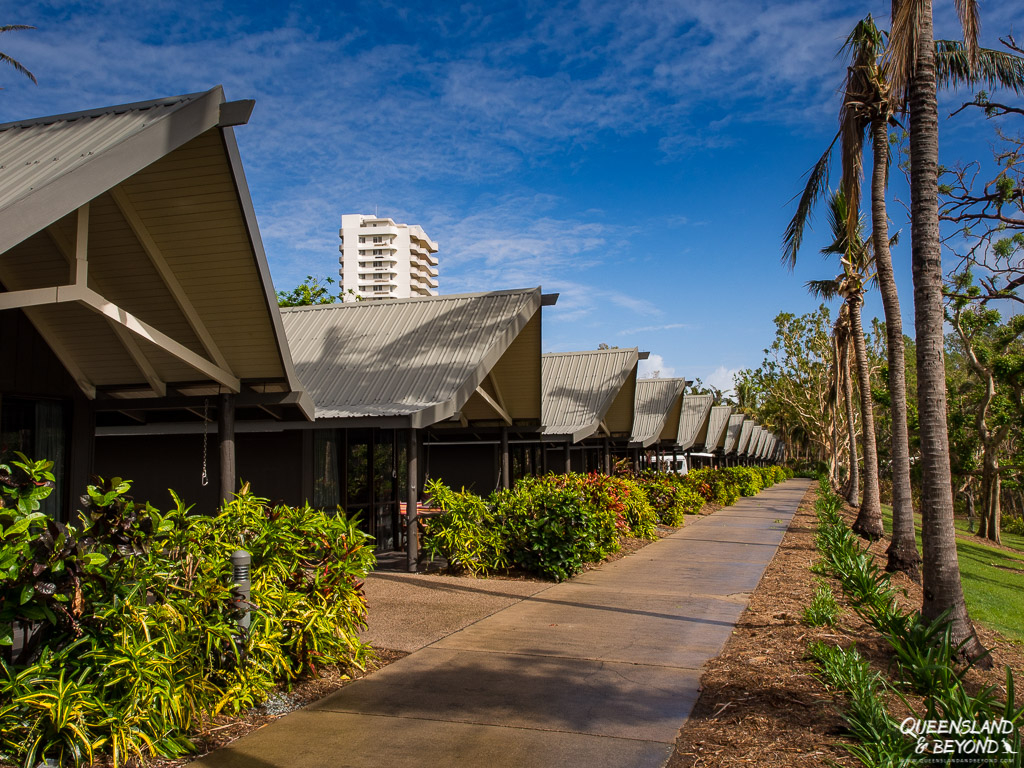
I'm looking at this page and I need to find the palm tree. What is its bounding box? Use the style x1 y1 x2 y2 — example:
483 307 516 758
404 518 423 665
784 15 1024 579
1 25 36 85
808 191 885 539
885 0 987 662
828 304 859 507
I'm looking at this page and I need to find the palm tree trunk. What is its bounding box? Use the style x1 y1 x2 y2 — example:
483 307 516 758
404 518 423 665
849 296 884 539
871 118 922 578
843 340 860 507
908 0 987 663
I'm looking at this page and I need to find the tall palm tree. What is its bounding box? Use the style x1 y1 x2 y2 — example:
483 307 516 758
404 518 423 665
0 25 36 85
885 0 987 662
808 192 885 538
784 15 1024 579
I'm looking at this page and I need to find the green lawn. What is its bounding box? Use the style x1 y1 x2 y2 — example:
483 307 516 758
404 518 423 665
881 507 1024 643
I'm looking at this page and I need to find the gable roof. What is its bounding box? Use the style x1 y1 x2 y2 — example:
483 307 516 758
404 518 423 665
0 87 311 421
630 378 686 447
722 414 745 454
703 405 733 451
735 419 755 455
281 288 541 428
676 393 714 450
541 348 639 442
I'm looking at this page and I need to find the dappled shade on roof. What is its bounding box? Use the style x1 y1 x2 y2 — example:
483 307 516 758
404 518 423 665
676 393 713 450
541 348 639 442
630 378 685 448
723 413 745 454
703 405 733 452
280 288 541 428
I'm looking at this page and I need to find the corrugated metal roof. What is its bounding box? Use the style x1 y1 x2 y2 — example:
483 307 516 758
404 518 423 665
0 92 204 225
281 288 540 426
541 348 639 442
735 420 755 455
745 426 764 457
0 88 312 419
722 414 745 454
703 405 732 451
630 378 686 447
676 393 714 450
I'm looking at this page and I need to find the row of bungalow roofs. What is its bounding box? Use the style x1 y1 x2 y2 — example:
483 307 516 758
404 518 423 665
0 87 780 566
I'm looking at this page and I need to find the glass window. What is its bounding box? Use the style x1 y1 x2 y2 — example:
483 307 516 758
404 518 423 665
0 398 67 518
312 430 340 509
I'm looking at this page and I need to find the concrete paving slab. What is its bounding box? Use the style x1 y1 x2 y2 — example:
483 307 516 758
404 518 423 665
361 571 549 652
431 591 744 667
189 710 674 768
310 647 702 742
187 478 813 768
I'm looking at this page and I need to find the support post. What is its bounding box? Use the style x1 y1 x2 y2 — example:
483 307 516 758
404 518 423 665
218 393 236 505
500 426 510 489
407 428 419 573
603 437 611 475
564 441 571 474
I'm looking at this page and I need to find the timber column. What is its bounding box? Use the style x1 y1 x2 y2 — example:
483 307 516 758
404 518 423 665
407 428 419 573
500 426 510 489
218 393 235 505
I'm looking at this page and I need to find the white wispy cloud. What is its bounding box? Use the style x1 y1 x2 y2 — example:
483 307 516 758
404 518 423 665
617 322 692 336
638 354 676 379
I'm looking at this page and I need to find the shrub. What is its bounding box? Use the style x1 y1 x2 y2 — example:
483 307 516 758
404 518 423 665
420 479 508 576
1002 514 1024 536
498 473 620 581
635 471 698 526
0 456 374 767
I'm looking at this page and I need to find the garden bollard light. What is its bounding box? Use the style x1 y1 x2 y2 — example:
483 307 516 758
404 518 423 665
231 549 251 631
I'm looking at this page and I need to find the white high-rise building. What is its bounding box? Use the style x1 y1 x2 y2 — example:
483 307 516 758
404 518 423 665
338 213 439 301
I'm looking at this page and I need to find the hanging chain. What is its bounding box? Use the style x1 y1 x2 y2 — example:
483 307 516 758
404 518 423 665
201 397 209 487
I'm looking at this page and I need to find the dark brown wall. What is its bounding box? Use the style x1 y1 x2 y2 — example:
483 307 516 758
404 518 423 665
0 309 94 518
94 430 305 514
426 443 498 495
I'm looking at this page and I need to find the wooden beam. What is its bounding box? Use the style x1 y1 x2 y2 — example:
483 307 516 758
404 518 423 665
110 186 231 371
474 384 512 426
486 372 511 419
74 203 89 286
76 287 240 392
598 420 611 438
47 222 168 397
0 287 60 310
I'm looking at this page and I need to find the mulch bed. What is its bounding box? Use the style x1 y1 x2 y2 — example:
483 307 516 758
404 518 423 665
668 484 1024 768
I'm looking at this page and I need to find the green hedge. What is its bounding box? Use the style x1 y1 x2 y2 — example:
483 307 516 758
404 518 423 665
0 455 374 767
423 467 791 580
423 472 658 582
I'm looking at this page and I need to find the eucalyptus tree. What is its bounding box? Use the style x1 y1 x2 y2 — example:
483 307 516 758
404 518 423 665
0 25 36 85
807 192 884 538
945 271 1024 544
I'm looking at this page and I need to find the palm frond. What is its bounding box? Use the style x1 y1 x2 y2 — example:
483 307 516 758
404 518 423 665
0 25 37 85
935 42 1024 93
954 0 980 65
884 0 928 111
782 134 838 269
807 278 843 300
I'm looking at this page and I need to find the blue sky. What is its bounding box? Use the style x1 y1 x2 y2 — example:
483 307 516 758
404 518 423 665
1 0 1019 390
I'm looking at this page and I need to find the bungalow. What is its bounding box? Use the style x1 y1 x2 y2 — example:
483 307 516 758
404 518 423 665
0 88 312 519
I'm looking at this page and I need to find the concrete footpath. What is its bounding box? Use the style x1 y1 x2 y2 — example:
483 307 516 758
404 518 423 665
191 478 812 768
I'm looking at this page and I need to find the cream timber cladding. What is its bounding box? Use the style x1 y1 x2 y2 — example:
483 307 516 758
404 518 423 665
722 413 745 455
702 404 733 452
629 378 686 448
540 348 640 443
0 87 310 415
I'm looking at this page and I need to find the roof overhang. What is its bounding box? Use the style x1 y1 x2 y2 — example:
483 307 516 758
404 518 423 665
0 87 312 424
